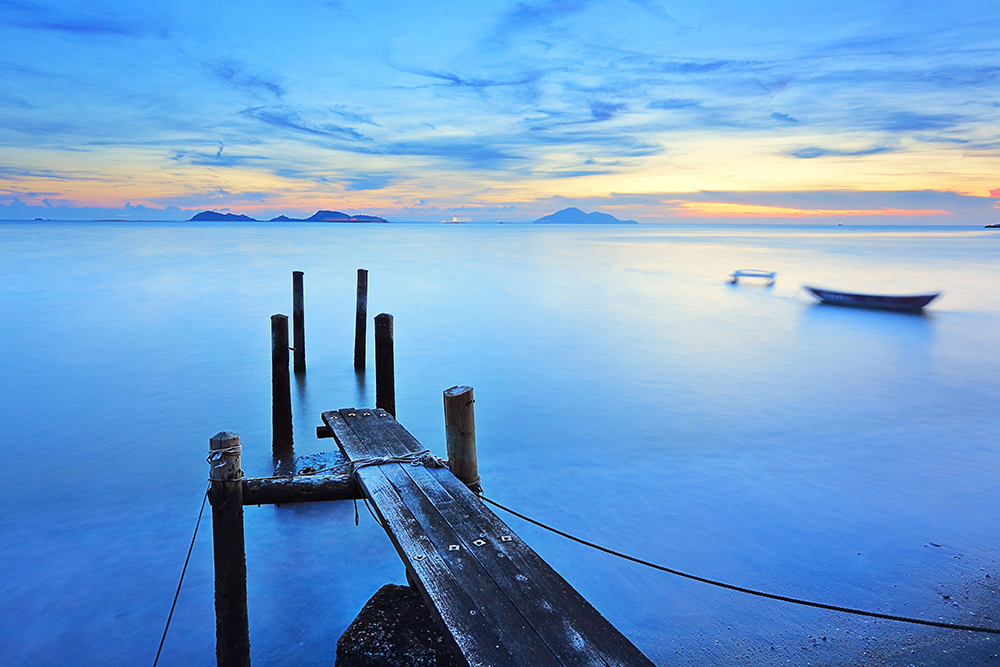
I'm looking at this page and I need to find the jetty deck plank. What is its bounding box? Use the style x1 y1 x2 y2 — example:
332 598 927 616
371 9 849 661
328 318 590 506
322 408 655 667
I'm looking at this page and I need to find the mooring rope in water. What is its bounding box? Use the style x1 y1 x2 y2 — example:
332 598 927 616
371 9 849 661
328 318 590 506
152 487 210 667
480 495 1000 635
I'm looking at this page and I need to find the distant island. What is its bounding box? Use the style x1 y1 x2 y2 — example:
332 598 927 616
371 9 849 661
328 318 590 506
289 210 388 222
987 223 999 228
188 209 388 223
533 207 637 224
188 211 256 222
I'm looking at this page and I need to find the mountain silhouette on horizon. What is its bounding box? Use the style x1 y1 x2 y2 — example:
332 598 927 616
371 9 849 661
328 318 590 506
188 210 257 221
187 209 387 222
533 207 637 224
289 210 387 222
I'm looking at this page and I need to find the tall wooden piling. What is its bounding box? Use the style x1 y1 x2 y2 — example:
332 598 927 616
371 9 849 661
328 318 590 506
271 314 293 457
374 313 395 416
292 271 305 374
443 385 480 493
354 269 368 371
208 431 250 667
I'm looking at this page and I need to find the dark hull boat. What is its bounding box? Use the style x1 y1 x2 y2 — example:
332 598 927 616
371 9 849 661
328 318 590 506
804 286 939 311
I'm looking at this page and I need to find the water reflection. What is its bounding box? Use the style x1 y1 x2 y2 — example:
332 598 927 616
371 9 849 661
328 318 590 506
354 369 368 406
799 301 933 343
1 221 997 667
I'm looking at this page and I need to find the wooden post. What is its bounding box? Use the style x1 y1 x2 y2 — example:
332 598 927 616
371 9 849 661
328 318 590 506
354 269 368 371
208 431 250 667
292 271 305 374
271 314 293 457
374 313 395 416
443 385 481 493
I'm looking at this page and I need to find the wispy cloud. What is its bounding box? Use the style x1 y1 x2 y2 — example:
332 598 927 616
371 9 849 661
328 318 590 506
0 1 152 36
490 0 591 39
208 60 285 99
329 105 381 127
238 106 370 142
625 0 684 29
771 112 798 123
878 111 963 132
388 61 541 90
343 173 395 191
790 145 898 159
648 99 701 110
381 139 523 169
0 165 98 181
589 101 627 121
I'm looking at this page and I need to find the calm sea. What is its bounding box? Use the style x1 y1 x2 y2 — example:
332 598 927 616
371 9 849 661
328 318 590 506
1 221 998 666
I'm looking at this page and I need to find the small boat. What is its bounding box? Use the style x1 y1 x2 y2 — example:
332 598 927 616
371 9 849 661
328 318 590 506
804 286 939 311
730 269 775 285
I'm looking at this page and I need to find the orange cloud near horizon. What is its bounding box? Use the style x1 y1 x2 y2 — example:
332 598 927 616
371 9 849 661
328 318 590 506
667 201 950 218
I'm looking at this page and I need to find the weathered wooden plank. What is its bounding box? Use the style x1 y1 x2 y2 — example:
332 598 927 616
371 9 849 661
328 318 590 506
340 409 655 667
241 474 360 505
340 412 610 666
324 410 519 667
331 410 563 666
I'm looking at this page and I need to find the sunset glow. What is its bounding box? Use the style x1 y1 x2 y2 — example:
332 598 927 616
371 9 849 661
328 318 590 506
667 202 950 218
1 0 998 222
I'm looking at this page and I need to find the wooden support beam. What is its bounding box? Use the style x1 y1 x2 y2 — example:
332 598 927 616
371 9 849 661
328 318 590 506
242 474 361 505
292 271 305 374
354 269 368 371
271 314 293 458
443 386 481 494
208 431 250 667
374 313 395 416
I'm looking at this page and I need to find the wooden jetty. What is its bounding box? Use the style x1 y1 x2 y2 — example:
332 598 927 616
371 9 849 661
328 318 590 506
323 407 655 667
209 407 655 666
207 269 654 666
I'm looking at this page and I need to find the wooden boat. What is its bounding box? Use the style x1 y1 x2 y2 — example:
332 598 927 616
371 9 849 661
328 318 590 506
804 286 939 311
730 269 775 285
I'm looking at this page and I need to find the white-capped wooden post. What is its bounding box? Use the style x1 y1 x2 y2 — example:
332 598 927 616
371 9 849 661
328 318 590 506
208 431 250 667
443 386 480 493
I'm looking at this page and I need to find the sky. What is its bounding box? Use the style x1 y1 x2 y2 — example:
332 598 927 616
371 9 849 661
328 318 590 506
1 0 998 222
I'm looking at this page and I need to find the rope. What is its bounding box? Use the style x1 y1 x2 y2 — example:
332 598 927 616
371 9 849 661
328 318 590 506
259 449 447 528
206 445 242 463
152 487 209 667
480 495 1000 635
349 450 446 529
253 449 448 483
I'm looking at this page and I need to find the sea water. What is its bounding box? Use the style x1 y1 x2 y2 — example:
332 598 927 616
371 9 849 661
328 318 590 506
1 221 998 666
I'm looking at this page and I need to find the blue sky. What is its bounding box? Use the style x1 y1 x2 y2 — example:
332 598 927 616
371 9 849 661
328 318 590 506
1 0 998 221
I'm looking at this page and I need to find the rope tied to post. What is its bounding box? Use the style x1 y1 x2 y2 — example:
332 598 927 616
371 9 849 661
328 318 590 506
207 445 243 478
348 448 448 480
207 445 242 463
265 448 448 482
343 449 448 528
